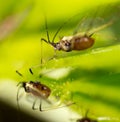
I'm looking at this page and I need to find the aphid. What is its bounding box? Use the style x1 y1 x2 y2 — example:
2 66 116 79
76 110 97 122
41 14 113 52
76 116 97 122
16 70 74 111
75 110 119 122
77 116 119 122
17 80 51 111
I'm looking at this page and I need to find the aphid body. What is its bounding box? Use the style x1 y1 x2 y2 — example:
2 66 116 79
16 70 74 111
42 15 113 53
18 81 51 100
52 34 94 52
76 117 97 122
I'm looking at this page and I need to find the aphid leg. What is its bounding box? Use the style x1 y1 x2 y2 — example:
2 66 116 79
39 99 43 112
39 100 75 112
17 86 23 110
16 86 23 122
32 99 38 110
53 49 57 58
17 87 21 110
48 49 57 61
28 38 47 75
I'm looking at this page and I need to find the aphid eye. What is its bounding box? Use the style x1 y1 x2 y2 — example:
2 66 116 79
65 42 69 46
25 86 30 92
65 42 71 46
41 86 47 91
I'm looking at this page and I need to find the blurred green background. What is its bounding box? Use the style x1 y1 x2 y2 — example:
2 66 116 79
0 0 120 122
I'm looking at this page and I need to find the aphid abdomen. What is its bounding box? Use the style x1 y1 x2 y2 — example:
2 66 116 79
72 35 94 50
32 83 51 98
25 82 51 99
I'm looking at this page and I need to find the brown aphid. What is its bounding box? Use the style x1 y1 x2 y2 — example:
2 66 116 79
54 34 94 52
41 29 94 52
17 80 52 111
18 81 51 99
76 117 97 122
42 34 94 52
16 70 74 111
76 110 97 122
41 16 113 53
16 70 52 111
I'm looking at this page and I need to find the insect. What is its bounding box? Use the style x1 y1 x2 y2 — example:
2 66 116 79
16 70 74 111
17 80 51 111
41 13 113 52
76 116 97 122
76 110 97 122
75 110 119 122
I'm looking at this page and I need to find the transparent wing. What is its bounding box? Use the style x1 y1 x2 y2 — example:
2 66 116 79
73 3 120 37
73 17 106 36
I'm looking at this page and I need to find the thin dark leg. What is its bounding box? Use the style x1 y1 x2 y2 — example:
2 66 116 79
17 87 22 110
39 99 75 112
32 99 38 110
39 99 43 112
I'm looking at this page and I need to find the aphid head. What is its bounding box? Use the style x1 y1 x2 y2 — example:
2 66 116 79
50 42 62 50
17 81 28 92
59 36 73 52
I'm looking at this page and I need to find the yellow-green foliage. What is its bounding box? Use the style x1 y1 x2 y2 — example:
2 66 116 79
0 0 120 121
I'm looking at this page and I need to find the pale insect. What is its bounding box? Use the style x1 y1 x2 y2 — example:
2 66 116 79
76 110 119 122
76 110 97 122
77 116 119 122
41 13 113 52
16 70 74 111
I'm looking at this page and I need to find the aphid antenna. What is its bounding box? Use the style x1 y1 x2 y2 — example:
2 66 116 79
17 81 24 87
16 70 28 110
28 63 44 76
16 81 26 111
29 68 34 75
29 67 36 75
41 12 86 45
52 13 88 43
16 70 23 77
